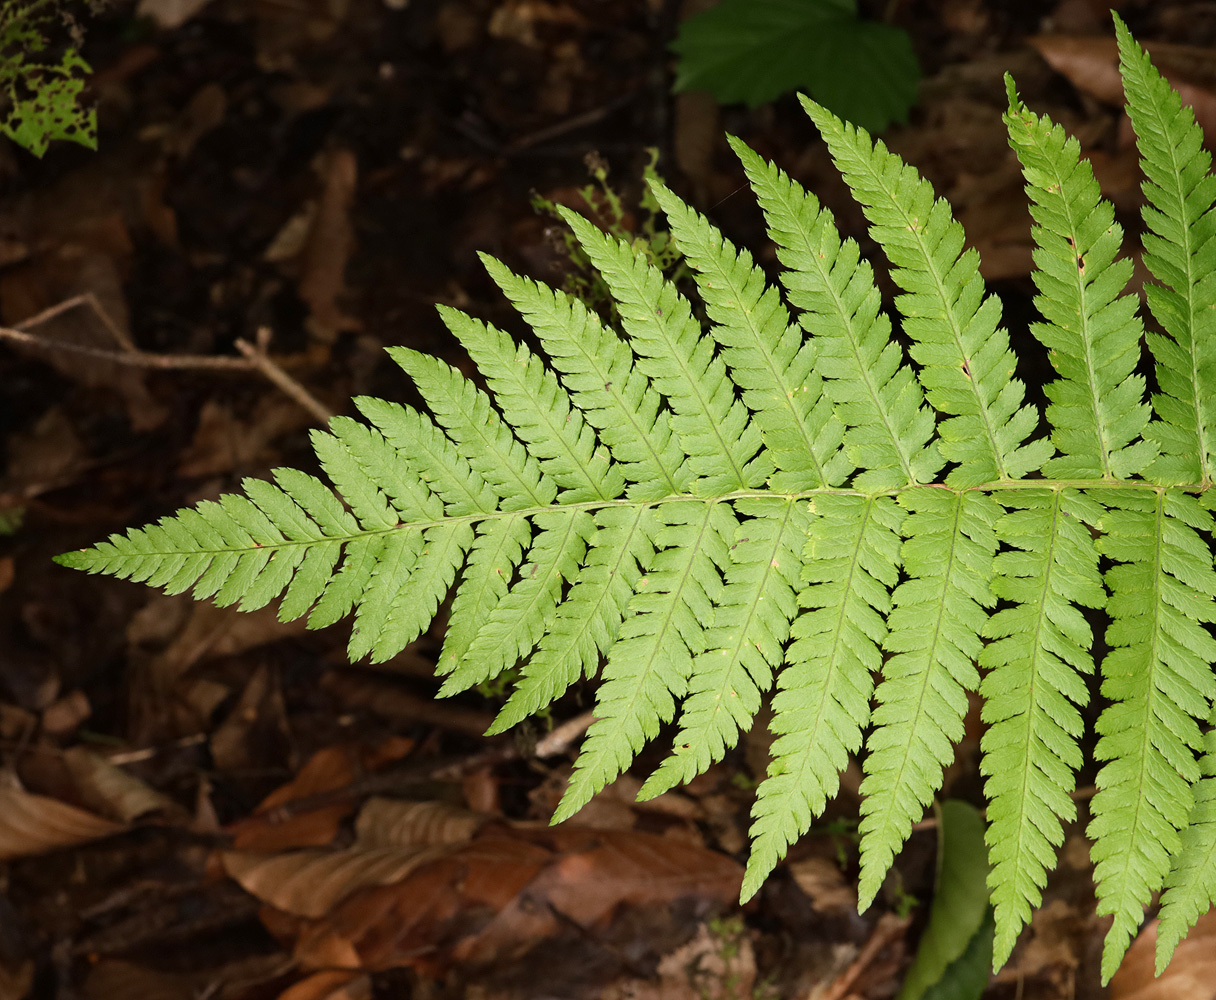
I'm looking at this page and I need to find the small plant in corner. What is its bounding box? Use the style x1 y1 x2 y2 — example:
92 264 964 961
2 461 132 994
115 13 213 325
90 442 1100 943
58 16 1216 986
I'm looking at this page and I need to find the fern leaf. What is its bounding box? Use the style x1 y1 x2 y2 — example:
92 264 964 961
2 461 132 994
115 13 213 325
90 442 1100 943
648 181 849 491
309 534 383 630
440 510 595 693
480 255 692 499
1156 708 1216 973
857 489 999 909
437 305 625 503
387 347 557 509
553 500 735 821
1115 16 1216 486
355 396 496 515
1004 79 1155 481
439 513 530 671
743 494 903 900
1088 489 1216 982
978 488 1104 966
804 99 1050 486
640 497 808 797
730 135 939 491
490 505 656 734
561 208 770 495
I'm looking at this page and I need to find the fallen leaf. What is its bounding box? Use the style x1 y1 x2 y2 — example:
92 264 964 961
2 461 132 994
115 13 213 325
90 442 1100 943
1109 911 1216 1000
62 746 183 823
0 770 124 861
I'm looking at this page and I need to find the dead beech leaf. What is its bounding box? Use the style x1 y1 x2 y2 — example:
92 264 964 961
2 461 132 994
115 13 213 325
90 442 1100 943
276 970 370 1000
1029 36 1216 140
223 845 449 919
82 960 194 1000
1109 911 1216 1000
295 836 555 972
0 771 124 861
354 798 489 849
62 746 182 823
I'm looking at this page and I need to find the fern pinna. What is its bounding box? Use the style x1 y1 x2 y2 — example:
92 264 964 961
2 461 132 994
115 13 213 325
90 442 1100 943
57 19 1216 982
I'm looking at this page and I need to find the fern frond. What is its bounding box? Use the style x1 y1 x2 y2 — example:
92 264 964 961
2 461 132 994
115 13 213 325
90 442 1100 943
640 497 808 797
55 26 1216 988
1115 16 1216 486
553 500 735 822
1156 708 1216 973
1088 489 1216 982
804 99 1050 486
743 494 903 900
978 488 1104 966
857 489 999 909
648 181 849 491
729 135 939 491
560 207 770 495
1004 79 1155 481
480 255 692 499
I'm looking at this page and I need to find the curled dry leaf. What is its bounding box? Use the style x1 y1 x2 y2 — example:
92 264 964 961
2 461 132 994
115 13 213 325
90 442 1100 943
0 771 124 861
82 959 194 1000
62 747 182 823
354 798 489 849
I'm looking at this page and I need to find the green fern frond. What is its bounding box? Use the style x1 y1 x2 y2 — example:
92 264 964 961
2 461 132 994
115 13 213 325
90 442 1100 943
1004 78 1155 481
804 99 1050 486
1088 489 1216 981
743 494 902 900
1114 16 1216 486
1156 708 1216 972
979 488 1104 966
857 489 999 909
56 22 1216 985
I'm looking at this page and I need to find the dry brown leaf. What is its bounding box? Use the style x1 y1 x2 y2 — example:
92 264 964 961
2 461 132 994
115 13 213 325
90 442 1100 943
354 798 489 849
62 746 182 822
1109 911 1216 1000
223 844 449 918
82 960 194 1000
296 836 554 972
277 971 370 1000
135 0 214 29
1030 36 1216 140
0 771 124 861
296 148 360 343
0 958 33 1000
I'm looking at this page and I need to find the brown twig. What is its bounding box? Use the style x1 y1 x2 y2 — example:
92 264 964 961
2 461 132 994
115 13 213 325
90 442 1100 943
0 296 333 424
817 912 911 1000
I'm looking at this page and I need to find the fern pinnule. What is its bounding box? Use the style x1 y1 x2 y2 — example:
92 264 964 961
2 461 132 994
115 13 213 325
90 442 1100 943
1003 79 1155 481
553 501 735 822
1156 714 1216 973
742 494 903 900
646 180 848 492
1114 16 1216 486
478 255 692 499
857 489 999 909
559 208 769 495
804 98 1050 487
728 134 939 492
640 497 807 798
1089 490 1216 981
979 488 1104 966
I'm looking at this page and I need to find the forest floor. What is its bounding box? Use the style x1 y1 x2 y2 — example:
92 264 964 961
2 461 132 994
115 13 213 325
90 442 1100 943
3 1 1216 997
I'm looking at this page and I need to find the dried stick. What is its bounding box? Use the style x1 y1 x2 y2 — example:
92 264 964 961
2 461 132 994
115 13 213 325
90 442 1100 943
0 295 333 424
